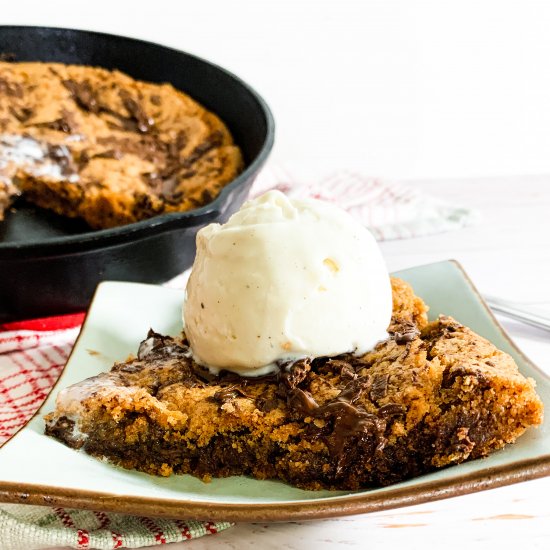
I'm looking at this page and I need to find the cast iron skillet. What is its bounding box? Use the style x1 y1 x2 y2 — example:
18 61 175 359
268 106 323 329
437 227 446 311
0 26 274 321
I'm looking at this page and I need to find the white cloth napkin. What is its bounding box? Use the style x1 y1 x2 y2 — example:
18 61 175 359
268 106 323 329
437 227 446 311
251 164 475 240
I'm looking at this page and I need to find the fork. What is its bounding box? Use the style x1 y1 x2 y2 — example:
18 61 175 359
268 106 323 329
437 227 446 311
484 295 550 333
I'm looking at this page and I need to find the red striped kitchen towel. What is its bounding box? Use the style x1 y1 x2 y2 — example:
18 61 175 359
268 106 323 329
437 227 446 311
0 168 474 549
0 314 232 549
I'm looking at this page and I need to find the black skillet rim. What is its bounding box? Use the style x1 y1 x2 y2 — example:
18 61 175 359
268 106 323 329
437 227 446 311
0 25 275 256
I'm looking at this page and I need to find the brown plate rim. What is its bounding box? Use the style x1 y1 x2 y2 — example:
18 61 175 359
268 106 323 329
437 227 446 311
0 259 548 522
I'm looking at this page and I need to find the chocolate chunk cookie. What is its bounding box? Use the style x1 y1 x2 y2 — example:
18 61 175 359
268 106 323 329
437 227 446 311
0 62 243 228
44 279 543 490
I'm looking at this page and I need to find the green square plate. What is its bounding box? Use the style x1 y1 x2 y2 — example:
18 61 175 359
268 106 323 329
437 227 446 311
0 260 548 521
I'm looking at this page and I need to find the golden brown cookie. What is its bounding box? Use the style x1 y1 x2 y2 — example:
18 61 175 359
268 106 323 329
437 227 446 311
44 279 543 490
0 62 243 228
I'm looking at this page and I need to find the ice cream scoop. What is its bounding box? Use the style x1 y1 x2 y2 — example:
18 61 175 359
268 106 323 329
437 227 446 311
184 190 392 375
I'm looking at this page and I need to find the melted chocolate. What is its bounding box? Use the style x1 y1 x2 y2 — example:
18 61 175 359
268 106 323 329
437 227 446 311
210 385 251 405
118 90 155 134
283 372 387 459
63 79 100 113
286 387 319 414
143 130 223 198
132 331 404 464
63 80 155 135
61 75 223 202
97 135 166 164
182 130 223 168
33 109 78 133
256 396 280 413
137 329 190 361
168 130 188 158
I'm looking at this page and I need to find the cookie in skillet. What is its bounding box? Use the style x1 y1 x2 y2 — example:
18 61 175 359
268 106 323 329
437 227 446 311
0 62 243 228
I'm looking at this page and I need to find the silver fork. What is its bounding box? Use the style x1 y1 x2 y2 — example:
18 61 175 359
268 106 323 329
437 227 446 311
484 295 550 333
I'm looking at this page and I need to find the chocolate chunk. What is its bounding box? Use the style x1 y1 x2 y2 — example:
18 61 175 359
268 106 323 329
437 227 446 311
119 90 155 134
378 403 405 417
286 388 319 414
370 374 390 401
163 191 183 205
394 326 420 344
77 150 91 169
135 127 216 203
219 368 281 387
93 149 123 161
63 79 100 113
337 377 369 405
141 131 190 200
200 187 213 204
0 77 23 98
167 130 187 158
34 118 73 132
441 365 490 389
9 105 33 123
106 120 125 132
137 329 189 360
210 385 250 405
98 135 165 164
117 363 142 374
145 169 181 201
440 316 463 331
275 361 387 462
256 395 280 413
33 109 78 133
98 132 191 203
180 169 197 179
335 362 358 381
327 404 386 457
182 131 223 168
279 359 310 389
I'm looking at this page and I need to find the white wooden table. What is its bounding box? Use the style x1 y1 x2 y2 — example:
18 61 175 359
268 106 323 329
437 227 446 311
51 177 549 550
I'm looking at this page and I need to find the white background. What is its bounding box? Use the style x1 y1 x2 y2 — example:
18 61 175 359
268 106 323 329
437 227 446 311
4 0 550 179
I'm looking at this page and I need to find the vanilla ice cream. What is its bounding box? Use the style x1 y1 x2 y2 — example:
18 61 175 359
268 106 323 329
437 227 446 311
184 190 392 375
